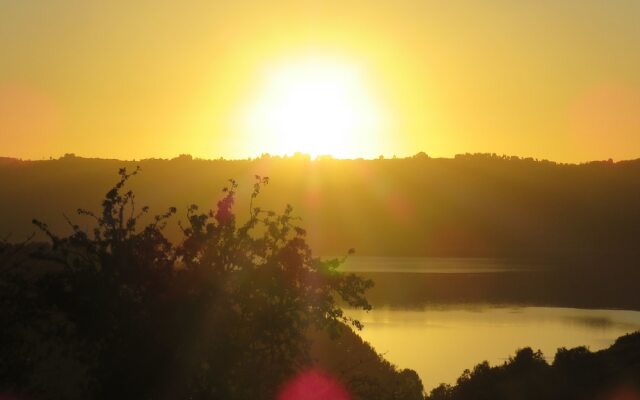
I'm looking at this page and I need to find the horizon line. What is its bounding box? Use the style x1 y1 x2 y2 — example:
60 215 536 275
1 152 636 166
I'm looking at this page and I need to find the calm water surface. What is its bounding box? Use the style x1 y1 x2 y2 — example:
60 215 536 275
342 257 640 392
348 306 640 391
342 256 535 273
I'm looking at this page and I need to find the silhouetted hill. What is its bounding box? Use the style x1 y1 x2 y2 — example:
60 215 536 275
2 153 640 261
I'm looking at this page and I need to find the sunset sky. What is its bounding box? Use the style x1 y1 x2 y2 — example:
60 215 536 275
1 0 639 162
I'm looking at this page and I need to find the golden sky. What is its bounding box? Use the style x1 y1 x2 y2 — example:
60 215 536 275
1 0 639 162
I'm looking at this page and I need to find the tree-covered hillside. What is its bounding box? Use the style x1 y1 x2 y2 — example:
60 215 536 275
2 153 640 261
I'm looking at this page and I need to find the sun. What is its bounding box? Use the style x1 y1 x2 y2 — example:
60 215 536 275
240 57 386 158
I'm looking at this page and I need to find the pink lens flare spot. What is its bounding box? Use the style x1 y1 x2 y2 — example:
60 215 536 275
278 369 351 400
604 386 640 400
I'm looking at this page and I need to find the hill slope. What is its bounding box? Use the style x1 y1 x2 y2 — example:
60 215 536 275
2 153 640 261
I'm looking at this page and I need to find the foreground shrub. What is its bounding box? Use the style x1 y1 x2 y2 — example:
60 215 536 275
0 168 373 400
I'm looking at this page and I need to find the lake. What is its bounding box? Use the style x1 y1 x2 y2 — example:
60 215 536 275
341 256 536 274
341 257 640 392
348 305 640 391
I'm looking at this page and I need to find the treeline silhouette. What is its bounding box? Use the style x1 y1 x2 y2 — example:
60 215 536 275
427 332 640 400
2 153 640 262
0 168 423 400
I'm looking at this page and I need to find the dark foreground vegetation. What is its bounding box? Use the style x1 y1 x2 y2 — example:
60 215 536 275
427 332 640 400
0 169 422 400
2 167 640 400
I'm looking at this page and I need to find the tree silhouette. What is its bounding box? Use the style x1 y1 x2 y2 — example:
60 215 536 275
1 168 373 400
427 335 640 400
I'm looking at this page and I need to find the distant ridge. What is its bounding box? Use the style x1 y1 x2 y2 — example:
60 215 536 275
2 153 640 261
1 152 639 165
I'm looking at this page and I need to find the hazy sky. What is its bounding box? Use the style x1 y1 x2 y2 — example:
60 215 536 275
1 0 639 162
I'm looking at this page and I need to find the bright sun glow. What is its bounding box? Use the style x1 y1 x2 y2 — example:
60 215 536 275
241 57 386 158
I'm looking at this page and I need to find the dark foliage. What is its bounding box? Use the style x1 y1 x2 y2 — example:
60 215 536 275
310 326 425 400
0 168 379 399
427 332 640 400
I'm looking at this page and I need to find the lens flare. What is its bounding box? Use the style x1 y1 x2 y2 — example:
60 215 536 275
277 369 351 400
